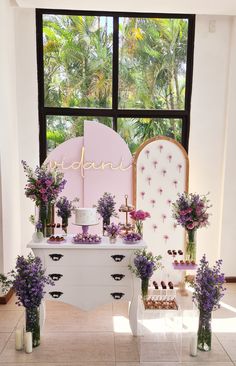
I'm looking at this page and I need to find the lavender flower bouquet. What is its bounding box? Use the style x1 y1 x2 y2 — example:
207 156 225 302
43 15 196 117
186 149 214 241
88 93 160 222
129 249 162 298
97 192 118 234
22 160 67 237
172 192 211 262
0 254 54 347
106 223 121 242
22 160 66 206
189 254 226 351
56 196 75 233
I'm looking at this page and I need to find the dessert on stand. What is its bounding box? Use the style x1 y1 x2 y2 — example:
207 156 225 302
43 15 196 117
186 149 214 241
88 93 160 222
119 195 135 235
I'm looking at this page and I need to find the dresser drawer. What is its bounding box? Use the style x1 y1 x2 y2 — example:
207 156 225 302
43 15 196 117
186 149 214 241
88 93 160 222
44 249 133 267
46 285 133 310
46 265 132 286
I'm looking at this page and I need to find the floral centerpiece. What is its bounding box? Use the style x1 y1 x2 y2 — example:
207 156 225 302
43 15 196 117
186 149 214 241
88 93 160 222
56 196 75 234
106 223 121 243
129 210 151 236
0 254 54 347
97 192 118 235
172 192 211 262
22 160 66 237
129 249 162 299
188 254 225 351
123 232 142 243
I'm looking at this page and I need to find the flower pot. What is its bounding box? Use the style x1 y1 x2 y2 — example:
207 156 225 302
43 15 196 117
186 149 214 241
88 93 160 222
197 310 212 351
25 307 40 348
186 229 197 262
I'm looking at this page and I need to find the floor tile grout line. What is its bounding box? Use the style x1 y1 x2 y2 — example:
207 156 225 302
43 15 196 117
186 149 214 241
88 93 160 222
214 332 236 364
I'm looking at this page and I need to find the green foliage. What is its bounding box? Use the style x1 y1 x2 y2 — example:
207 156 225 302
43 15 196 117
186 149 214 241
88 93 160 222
43 15 187 153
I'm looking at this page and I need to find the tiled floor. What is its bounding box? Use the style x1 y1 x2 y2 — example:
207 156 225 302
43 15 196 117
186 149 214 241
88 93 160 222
0 284 236 365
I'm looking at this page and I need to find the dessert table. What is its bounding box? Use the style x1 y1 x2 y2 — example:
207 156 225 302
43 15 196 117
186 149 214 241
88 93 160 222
27 236 146 336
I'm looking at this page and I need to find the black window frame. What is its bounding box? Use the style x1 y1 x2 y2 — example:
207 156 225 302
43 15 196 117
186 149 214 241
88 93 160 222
36 9 195 164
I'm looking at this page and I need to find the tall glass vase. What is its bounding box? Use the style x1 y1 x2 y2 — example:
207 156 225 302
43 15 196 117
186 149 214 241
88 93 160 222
186 229 197 262
37 202 54 237
136 220 143 237
197 310 212 351
141 278 149 299
25 307 40 348
62 217 68 234
103 217 110 236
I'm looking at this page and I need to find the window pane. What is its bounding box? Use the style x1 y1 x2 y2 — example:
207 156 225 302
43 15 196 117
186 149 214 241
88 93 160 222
119 18 188 110
46 116 112 154
43 15 113 108
117 118 182 154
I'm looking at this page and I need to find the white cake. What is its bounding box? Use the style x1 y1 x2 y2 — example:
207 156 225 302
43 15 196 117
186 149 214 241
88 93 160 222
74 208 98 226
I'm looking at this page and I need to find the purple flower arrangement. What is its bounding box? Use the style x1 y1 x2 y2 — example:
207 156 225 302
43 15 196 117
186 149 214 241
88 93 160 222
123 232 142 243
73 233 101 244
22 160 66 206
172 192 211 231
191 254 226 313
3 254 54 308
128 249 162 280
97 192 117 223
56 196 73 220
106 223 121 238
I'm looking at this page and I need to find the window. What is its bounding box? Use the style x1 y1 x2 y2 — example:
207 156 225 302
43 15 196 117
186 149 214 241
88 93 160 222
36 10 195 162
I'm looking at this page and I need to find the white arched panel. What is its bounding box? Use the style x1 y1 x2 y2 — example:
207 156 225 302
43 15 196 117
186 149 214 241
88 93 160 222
133 136 189 285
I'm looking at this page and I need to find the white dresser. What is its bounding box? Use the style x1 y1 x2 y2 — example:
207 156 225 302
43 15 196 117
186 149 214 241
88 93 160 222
27 236 146 336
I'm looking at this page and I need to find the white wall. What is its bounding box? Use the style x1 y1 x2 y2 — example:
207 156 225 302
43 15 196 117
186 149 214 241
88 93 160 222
1 2 236 275
189 16 232 265
16 0 236 16
14 7 39 255
220 18 236 275
0 0 22 273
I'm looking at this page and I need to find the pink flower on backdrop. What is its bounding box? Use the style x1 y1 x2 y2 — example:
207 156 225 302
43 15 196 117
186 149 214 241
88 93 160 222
145 150 150 158
162 214 167 223
158 188 163 195
177 164 182 173
168 154 172 163
158 145 163 153
130 210 151 221
163 234 169 243
167 199 172 206
151 199 156 208
147 177 152 185
173 180 178 188
153 224 158 232
140 191 145 199
141 166 145 173
162 169 167 177
153 161 158 169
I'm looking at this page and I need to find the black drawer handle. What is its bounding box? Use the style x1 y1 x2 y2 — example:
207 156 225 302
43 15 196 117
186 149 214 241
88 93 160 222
111 254 125 262
111 292 125 300
49 291 63 299
111 274 125 281
49 273 63 281
49 254 64 261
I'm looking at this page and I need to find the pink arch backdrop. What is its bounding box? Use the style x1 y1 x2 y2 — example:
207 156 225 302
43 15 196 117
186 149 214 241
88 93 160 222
45 121 133 233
